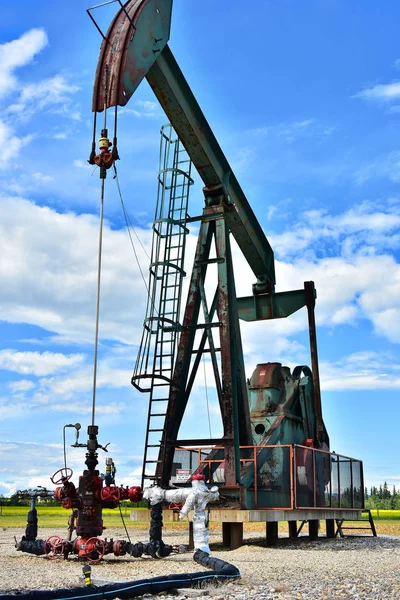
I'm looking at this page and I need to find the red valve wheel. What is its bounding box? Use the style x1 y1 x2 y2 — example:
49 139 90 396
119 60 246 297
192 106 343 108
168 502 184 511
44 536 65 560
51 467 73 485
86 537 105 563
101 486 121 502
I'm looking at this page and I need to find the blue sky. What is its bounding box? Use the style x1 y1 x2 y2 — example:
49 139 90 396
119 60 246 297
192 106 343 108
0 0 400 495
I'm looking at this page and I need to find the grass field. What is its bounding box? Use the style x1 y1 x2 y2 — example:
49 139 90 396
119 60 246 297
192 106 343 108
1 506 399 535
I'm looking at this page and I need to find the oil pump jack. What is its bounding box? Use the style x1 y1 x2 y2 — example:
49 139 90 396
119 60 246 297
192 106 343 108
91 0 334 484
16 0 365 563
92 0 364 523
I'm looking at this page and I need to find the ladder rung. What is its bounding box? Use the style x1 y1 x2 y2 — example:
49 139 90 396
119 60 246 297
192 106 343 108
150 413 166 417
149 428 164 432
151 398 169 402
146 444 161 447
143 475 158 480
145 460 162 464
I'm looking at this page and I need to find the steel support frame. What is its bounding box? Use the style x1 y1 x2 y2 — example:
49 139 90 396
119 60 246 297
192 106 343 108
156 204 251 487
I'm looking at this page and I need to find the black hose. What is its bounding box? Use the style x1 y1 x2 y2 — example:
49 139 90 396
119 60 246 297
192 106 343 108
15 539 47 556
24 507 38 542
145 502 172 558
1 551 240 599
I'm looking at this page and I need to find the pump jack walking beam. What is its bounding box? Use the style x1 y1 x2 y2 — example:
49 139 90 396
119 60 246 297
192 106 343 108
92 0 275 293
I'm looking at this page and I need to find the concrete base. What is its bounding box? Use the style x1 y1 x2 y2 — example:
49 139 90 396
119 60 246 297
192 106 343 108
130 508 363 549
131 508 362 523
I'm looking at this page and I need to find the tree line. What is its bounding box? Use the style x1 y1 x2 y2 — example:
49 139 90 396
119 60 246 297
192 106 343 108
365 482 400 510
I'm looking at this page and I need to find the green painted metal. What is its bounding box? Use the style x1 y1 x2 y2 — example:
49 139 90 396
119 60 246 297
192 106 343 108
241 362 330 509
237 287 316 322
156 204 252 487
215 211 251 483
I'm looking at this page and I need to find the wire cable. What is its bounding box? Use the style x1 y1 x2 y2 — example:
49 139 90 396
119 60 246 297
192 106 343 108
114 167 150 260
91 64 108 427
113 165 158 317
63 426 67 470
118 502 131 543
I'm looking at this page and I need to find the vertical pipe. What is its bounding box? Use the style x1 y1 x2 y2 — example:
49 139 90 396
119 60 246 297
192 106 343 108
313 449 316 508
293 445 297 509
360 460 365 509
304 281 323 446
289 446 294 510
350 459 354 508
254 445 257 510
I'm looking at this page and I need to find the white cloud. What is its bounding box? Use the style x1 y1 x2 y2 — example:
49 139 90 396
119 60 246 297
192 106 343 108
73 159 91 169
119 99 163 119
354 152 400 184
320 351 400 391
0 120 34 168
331 305 358 325
0 349 84 376
388 104 400 114
0 29 48 98
0 196 152 344
247 118 334 143
32 172 53 183
46 401 127 415
355 81 400 102
0 440 142 494
270 201 400 258
7 74 80 120
8 379 35 392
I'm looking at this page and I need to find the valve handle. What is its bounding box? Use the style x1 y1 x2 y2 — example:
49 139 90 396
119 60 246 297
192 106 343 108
168 501 184 511
101 486 121 502
51 467 73 485
44 535 65 560
86 537 105 563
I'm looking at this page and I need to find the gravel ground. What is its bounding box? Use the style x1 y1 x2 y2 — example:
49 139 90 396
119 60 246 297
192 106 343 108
0 527 399 599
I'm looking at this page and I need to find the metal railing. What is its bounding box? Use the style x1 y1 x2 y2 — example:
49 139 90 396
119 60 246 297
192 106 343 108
171 444 364 511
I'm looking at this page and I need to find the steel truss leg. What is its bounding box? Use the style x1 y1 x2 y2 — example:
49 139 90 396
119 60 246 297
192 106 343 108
156 205 251 487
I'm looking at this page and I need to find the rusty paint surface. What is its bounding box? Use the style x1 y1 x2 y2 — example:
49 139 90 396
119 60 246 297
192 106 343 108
92 0 172 112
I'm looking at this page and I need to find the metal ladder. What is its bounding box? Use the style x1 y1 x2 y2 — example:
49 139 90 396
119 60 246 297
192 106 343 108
131 124 193 488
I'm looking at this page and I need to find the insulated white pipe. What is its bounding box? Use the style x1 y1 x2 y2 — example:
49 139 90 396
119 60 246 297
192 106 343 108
143 478 219 553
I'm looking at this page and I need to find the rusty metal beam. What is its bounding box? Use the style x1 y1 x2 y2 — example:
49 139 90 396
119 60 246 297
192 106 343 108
92 0 173 112
304 281 324 448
